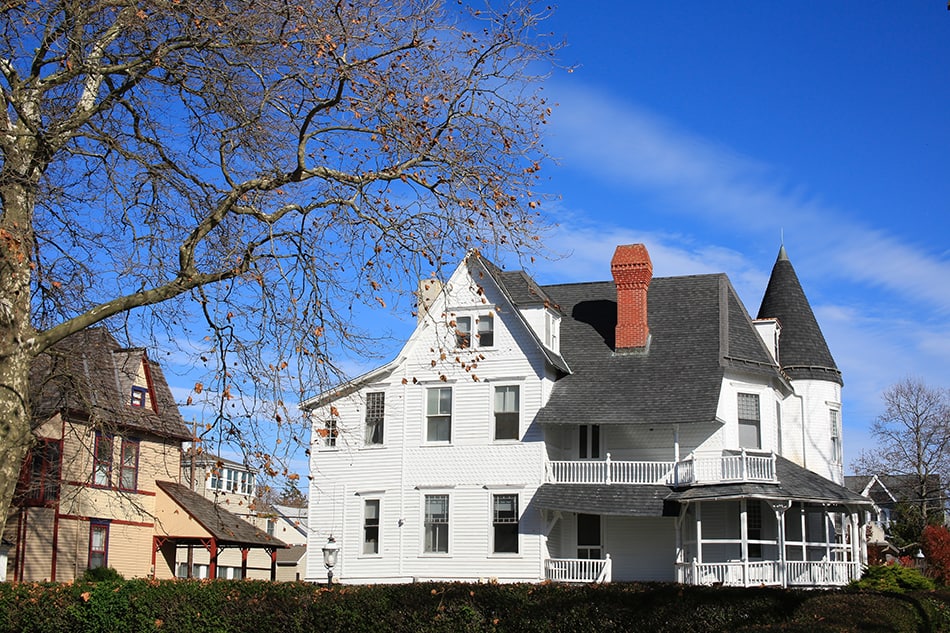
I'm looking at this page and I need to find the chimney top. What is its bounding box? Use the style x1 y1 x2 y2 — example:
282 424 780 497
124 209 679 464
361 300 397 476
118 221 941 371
611 244 653 351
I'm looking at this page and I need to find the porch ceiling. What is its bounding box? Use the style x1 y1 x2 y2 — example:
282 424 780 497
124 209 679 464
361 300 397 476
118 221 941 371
534 483 677 517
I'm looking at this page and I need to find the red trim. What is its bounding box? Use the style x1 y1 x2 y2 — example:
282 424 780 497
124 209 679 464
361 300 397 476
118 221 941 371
62 479 156 495
51 509 59 580
56 514 154 529
140 352 160 415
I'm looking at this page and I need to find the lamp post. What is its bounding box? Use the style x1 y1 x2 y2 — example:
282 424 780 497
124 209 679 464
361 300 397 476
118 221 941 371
322 535 339 589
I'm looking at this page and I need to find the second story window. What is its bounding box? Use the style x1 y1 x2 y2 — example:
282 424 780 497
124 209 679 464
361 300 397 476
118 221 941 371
426 387 452 442
455 316 472 349
240 471 255 495
738 393 761 450
93 433 113 486
19 438 61 505
477 314 494 347
226 468 239 493
494 386 520 441
323 417 339 448
830 408 842 463
365 392 385 445
119 439 139 491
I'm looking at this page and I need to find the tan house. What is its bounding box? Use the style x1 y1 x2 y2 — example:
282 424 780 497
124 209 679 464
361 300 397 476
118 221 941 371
6 328 285 581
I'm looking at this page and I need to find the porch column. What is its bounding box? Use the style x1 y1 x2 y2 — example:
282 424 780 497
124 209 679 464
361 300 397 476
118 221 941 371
849 510 861 579
241 547 249 579
770 502 789 588
695 501 703 565
740 499 749 587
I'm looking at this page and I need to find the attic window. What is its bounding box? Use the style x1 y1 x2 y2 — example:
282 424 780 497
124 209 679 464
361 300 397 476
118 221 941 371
130 386 148 408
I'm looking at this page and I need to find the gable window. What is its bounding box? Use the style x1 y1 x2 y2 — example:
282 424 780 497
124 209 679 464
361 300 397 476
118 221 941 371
93 433 113 486
738 393 761 449
476 314 494 347
456 316 472 349
363 499 380 555
323 417 338 448
365 392 385 445
578 424 600 460
492 494 519 554
19 438 62 505
130 386 147 408
577 513 602 559
424 494 449 553
119 439 139 491
494 386 520 441
88 521 109 569
830 408 842 463
426 387 452 442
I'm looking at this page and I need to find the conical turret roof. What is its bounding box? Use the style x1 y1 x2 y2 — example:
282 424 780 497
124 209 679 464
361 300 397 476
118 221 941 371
757 246 842 385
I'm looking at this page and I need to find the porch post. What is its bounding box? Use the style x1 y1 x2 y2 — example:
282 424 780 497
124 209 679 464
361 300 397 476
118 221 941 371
849 510 860 579
771 502 789 588
740 499 749 587
696 502 703 565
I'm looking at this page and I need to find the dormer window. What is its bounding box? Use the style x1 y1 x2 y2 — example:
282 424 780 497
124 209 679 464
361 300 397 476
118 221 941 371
477 314 494 347
454 313 494 349
456 316 472 348
130 386 147 408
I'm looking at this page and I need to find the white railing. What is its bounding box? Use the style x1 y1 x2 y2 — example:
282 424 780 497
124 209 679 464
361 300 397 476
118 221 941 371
675 559 859 587
546 450 777 486
544 555 612 583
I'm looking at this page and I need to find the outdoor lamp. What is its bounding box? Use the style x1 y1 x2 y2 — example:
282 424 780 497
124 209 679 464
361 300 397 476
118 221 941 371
322 535 339 588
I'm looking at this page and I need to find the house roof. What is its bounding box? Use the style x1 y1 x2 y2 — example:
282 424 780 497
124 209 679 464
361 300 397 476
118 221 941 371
156 481 286 548
756 246 842 385
30 328 192 441
534 484 675 517
535 274 784 426
846 473 943 504
667 456 872 506
276 544 307 564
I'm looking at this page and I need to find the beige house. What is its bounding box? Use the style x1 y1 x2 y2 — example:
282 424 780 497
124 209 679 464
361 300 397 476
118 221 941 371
6 328 284 581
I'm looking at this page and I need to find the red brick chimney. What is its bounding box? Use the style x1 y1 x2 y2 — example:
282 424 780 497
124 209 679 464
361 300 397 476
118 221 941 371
611 244 653 350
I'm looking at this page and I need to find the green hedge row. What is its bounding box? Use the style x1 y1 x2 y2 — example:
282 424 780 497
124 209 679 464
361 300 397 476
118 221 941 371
0 580 947 633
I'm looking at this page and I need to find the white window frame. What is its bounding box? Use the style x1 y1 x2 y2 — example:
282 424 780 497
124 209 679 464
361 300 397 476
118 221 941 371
423 493 450 555
476 313 494 348
830 407 842 463
363 498 381 556
322 417 339 448
425 387 452 443
491 493 519 555
737 392 761 450
365 392 385 446
493 385 520 441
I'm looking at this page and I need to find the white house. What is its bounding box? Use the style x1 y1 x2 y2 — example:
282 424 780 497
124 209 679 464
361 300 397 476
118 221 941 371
302 244 871 587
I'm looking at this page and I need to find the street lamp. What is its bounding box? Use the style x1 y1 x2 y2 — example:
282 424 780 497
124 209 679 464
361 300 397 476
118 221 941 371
322 535 339 588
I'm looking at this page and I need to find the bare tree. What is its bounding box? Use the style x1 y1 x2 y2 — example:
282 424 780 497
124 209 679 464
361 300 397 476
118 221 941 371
0 0 558 534
854 378 950 542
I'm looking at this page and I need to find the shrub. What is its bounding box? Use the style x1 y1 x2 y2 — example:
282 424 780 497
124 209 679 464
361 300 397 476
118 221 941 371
851 563 935 592
922 524 950 585
80 567 124 582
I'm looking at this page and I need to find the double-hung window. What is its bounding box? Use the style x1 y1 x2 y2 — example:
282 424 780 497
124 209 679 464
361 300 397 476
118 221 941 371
830 408 842 463
363 499 380 555
476 314 494 347
738 393 761 449
455 316 472 349
93 433 113 486
492 494 519 554
226 468 239 493
88 521 109 569
119 439 139 491
426 387 452 442
365 392 385 445
323 417 338 448
456 314 494 349
240 471 254 495
424 494 449 553
494 386 520 441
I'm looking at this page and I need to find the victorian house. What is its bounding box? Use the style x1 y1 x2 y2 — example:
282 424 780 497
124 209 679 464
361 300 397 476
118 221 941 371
302 245 870 587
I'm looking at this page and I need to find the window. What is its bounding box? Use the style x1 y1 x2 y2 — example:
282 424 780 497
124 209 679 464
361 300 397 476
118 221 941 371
494 386 520 441
19 438 61 505
578 424 600 459
130 386 147 407
426 387 452 442
577 514 602 559
209 466 222 491
365 392 385 445
119 439 139 491
267 519 275 537
492 494 519 554
363 499 380 555
476 314 494 347
747 500 762 558
424 494 449 553
738 393 761 449
88 522 109 569
226 468 239 493
830 409 842 463
239 471 254 495
323 417 338 448
456 316 472 348
93 434 113 486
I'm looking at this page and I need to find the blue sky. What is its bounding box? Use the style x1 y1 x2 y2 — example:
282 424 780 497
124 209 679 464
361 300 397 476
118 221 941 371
522 1 950 469
171 2 949 477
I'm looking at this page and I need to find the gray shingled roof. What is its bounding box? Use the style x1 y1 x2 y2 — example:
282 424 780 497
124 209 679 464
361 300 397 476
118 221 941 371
535 274 784 426
667 457 871 506
534 484 675 517
156 481 286 548
756 247 842 385
30 328 192 441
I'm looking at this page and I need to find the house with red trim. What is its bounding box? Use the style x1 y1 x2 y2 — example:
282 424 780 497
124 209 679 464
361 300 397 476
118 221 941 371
5 328 284 581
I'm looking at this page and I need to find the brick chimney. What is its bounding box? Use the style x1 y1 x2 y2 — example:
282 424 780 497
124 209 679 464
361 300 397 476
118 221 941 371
611 244 653 350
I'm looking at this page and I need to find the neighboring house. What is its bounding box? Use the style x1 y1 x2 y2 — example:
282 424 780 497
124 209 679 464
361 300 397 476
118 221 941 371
5 328 284 581
180 452 308 580
302 245 871 588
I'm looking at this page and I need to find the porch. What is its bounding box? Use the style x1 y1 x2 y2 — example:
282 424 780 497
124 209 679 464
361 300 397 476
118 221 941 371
546 450 778 487
674 559 861 587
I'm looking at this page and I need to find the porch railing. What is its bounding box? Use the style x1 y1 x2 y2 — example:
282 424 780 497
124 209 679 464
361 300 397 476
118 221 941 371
544 555 612 583
675 559 860 587
546 450 777 486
